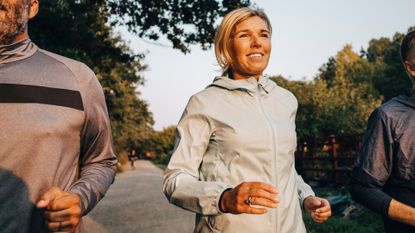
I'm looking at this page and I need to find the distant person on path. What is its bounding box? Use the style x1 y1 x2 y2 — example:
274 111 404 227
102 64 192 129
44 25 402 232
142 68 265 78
129 150 136 169
348 30 415 233
163 7 331 233
0 0 117 232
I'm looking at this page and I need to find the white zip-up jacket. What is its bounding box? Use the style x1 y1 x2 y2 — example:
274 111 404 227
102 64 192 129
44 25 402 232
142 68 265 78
163 76 315 233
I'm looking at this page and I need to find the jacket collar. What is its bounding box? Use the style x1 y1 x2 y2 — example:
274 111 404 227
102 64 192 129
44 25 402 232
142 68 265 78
0 38 38 64
208 75 276 95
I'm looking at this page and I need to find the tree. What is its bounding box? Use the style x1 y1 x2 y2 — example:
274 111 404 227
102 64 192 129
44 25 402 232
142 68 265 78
364 32 412 101
108 0 251 53
145 126 177 165
274 45 382 139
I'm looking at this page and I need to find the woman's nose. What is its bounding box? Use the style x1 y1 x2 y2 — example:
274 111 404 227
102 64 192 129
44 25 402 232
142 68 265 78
251 35 261 48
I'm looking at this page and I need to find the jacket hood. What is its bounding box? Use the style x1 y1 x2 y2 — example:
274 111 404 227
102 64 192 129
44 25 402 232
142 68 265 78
394 94 415 109
207 75 277 95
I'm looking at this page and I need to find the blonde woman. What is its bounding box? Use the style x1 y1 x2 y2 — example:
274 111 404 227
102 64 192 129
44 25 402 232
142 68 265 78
163 7 331 233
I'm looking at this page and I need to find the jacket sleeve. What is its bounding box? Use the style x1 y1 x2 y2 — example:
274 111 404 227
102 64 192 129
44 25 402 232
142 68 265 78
163 95 231 215
294 167 315 207
68 67 117 215
348 108 393 217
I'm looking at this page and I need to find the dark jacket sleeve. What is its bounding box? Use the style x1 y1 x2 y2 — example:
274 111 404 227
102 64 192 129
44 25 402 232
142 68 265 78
68 66 117 215
348 108 394 217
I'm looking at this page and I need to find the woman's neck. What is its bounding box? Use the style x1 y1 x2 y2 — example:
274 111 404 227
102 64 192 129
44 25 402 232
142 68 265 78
231 72 261 81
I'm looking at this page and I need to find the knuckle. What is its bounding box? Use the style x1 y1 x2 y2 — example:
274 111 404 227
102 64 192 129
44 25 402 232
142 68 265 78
73 206 81 215
47 222 56 230
70 218 78 226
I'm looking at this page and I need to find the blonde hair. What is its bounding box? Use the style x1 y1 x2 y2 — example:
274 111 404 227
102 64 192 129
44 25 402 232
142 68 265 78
214 7 272 75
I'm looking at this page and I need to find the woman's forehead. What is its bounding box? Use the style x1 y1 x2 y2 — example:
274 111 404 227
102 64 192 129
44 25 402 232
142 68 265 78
233 16 270 33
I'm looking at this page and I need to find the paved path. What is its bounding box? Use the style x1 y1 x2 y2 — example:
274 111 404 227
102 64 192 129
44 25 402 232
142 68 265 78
84 160 194 233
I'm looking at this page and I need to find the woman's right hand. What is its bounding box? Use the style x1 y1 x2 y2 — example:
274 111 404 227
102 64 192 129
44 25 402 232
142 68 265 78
220 182 279 214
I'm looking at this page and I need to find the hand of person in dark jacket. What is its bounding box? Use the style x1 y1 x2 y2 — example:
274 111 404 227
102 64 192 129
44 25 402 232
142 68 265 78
37 187 81 233
304 196 332 223
220 182 279 214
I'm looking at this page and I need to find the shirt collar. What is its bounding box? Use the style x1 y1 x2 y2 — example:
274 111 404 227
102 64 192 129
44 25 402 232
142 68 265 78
208 75 276 95
0 38 38 64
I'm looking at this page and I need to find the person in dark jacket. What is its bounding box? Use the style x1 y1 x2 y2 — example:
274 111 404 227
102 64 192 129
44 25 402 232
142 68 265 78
348 30 415 233
0 0 117 232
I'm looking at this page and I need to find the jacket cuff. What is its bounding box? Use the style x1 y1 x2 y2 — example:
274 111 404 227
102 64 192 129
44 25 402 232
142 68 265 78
68 188 87 215
217 188 232 214
299 189 315 209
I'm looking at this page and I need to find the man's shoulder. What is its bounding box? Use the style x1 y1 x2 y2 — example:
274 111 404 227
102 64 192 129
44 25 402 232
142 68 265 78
38 49 95 82
379 95 414 117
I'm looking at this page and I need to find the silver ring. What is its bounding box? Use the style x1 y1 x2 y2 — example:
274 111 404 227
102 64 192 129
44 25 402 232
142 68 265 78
245 196 253 206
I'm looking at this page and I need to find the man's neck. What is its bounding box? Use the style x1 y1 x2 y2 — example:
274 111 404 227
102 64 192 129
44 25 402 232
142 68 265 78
1 31 29 46
11 32 29 44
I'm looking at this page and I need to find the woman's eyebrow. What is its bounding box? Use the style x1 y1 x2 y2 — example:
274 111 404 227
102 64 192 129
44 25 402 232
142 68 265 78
234 28 270 34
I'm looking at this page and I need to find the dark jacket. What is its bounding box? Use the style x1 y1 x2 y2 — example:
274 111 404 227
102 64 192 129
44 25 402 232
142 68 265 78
349 95 415 233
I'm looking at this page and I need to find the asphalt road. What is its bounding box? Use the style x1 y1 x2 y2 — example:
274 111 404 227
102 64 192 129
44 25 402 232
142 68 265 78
84 160 194 233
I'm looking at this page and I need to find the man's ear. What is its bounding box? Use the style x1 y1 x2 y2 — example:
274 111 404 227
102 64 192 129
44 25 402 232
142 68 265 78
28 0 39 20
404 61 415 79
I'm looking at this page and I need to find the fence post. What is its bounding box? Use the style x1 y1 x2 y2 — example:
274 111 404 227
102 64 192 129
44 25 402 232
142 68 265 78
298 140 307 178
329 134 339 184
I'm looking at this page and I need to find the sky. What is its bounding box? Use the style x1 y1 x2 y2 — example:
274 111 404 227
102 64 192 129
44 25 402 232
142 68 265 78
119 0 415 130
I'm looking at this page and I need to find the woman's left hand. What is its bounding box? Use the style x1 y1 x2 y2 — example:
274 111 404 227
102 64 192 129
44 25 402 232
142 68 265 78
303 196 332 223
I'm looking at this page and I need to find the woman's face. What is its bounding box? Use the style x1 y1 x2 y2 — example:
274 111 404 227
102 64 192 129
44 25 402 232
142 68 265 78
230 16 271 80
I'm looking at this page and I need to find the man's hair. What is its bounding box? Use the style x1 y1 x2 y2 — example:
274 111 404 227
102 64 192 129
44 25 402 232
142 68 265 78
214 7 272 75
400 30 415 63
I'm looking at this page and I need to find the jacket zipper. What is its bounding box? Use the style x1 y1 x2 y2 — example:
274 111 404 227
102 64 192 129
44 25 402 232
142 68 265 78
256 84 280 233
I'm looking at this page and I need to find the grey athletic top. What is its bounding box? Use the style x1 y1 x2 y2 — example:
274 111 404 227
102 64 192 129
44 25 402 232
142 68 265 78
0 38 117 233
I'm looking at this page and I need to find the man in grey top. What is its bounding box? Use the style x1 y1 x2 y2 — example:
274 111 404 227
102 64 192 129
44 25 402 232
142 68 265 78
0 0 117 232
348 30 415 233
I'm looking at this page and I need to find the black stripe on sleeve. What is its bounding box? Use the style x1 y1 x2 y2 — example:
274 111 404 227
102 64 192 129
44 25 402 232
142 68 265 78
0 83 84 111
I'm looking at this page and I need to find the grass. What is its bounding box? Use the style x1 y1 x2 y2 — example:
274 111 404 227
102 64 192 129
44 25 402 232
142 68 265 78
152 160 167 170
304 211 384 233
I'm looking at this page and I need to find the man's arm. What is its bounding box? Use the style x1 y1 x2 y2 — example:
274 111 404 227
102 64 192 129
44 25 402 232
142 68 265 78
389 199 415 227
67 64 117 215
348 168 392 216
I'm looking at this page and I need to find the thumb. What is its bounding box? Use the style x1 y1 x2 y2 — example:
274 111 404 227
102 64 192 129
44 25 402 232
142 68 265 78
36 187 62 208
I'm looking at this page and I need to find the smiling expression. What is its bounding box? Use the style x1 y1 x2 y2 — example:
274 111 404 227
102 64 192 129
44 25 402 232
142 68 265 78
230 16 271 80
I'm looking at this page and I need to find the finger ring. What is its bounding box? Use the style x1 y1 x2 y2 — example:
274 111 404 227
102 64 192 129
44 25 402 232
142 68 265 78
245 196 253 206
58 221 62 229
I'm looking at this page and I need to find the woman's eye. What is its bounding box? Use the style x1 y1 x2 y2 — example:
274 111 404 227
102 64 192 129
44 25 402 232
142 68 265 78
261 33 270 38
239 34 248 38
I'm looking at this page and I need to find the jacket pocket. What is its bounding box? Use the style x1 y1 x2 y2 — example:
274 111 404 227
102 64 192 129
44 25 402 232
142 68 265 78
207 214 230 233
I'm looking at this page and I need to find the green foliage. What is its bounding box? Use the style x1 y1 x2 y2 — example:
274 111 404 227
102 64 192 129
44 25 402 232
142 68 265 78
274 24 415 139
304 213 383 233
108 0 251 53
364 32 412 101
273 46 382 139
145 126 176 165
